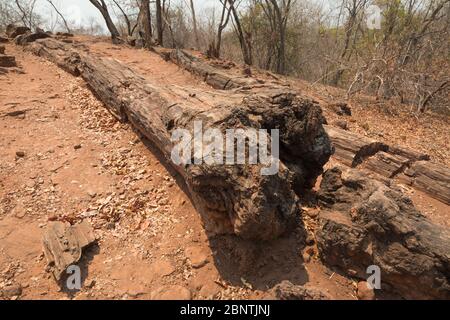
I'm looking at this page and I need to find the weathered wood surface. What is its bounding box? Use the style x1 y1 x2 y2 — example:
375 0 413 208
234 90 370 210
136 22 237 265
0 54 16 67
42 221 96 280
156 48 264 90
399 161 450 204
323 125 388 167
317 167 450 299
27 38 333 240
14 31 51 45
6 24 30 38
388 144 430 162
161 52 450 205
323 125 449 204
362 151 410 178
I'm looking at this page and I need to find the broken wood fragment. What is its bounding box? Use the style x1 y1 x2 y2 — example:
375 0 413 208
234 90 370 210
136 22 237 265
399 161 450 204
0 55 17 68
156 48 260 90
362 151 410 178
42 220 96 280
324 124 449 204
324 125 387 167
6 24 30 38
317 167 450 299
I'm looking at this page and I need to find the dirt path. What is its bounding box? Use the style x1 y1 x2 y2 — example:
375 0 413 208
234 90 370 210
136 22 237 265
1 43 357 300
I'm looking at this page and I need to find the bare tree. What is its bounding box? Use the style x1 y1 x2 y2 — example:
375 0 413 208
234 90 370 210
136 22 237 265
259 0 295 74
139 0 153 47
46 0 71 33
229 0 253 65
111 0 133 36
14 0 39 29
155 0 164 45
0 0 21 31
189 0 200 49
88 0 121 43
208 0 232 58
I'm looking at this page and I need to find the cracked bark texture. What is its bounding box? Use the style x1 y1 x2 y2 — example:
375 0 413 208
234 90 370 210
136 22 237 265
317 167 450 299
324 125 449 205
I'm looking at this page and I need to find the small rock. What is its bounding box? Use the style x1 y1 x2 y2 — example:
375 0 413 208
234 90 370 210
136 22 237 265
87 190 97 198
357 281 376 300
306 209 319 218
331 102 352 116
150 260 175 277
74 144 82 150
198 282 221 299
0 54 17 68
0 283 23 299
305 234 315 245
271 281 332 300
333 120 348 130
15 151 25 158
302 252 311 263
151 285 191 300
185 246 209 268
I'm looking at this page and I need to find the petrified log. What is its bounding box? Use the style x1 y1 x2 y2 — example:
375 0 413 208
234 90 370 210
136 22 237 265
398 161 450 205
388 145 430 162
14 31 51 45
329 102 352 116
270 281 332 300
324 125 449 204
0 55 17 68
27 38 333 240
56 32 74 37
156 48 260 90
362 151 410 178
42 221 96 280
6 24 30 38
317 167 450 299
324 125 388 167
28 39 81 76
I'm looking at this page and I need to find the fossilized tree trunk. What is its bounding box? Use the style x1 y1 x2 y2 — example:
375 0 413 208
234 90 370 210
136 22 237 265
324 125 450 205
317 167 450 299
27 38 333 240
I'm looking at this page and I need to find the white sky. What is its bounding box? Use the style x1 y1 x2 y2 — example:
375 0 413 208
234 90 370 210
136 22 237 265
36 0 222 31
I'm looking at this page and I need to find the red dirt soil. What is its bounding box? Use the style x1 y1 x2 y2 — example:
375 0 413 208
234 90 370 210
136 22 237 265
0 37 448 300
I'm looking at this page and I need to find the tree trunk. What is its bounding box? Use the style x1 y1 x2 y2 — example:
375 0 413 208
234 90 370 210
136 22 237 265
155 0 164 46
189 0 200 50
88 0 121 43
112 0 132 36
140 0 153 48
229 1 253 65
27 38 333 240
